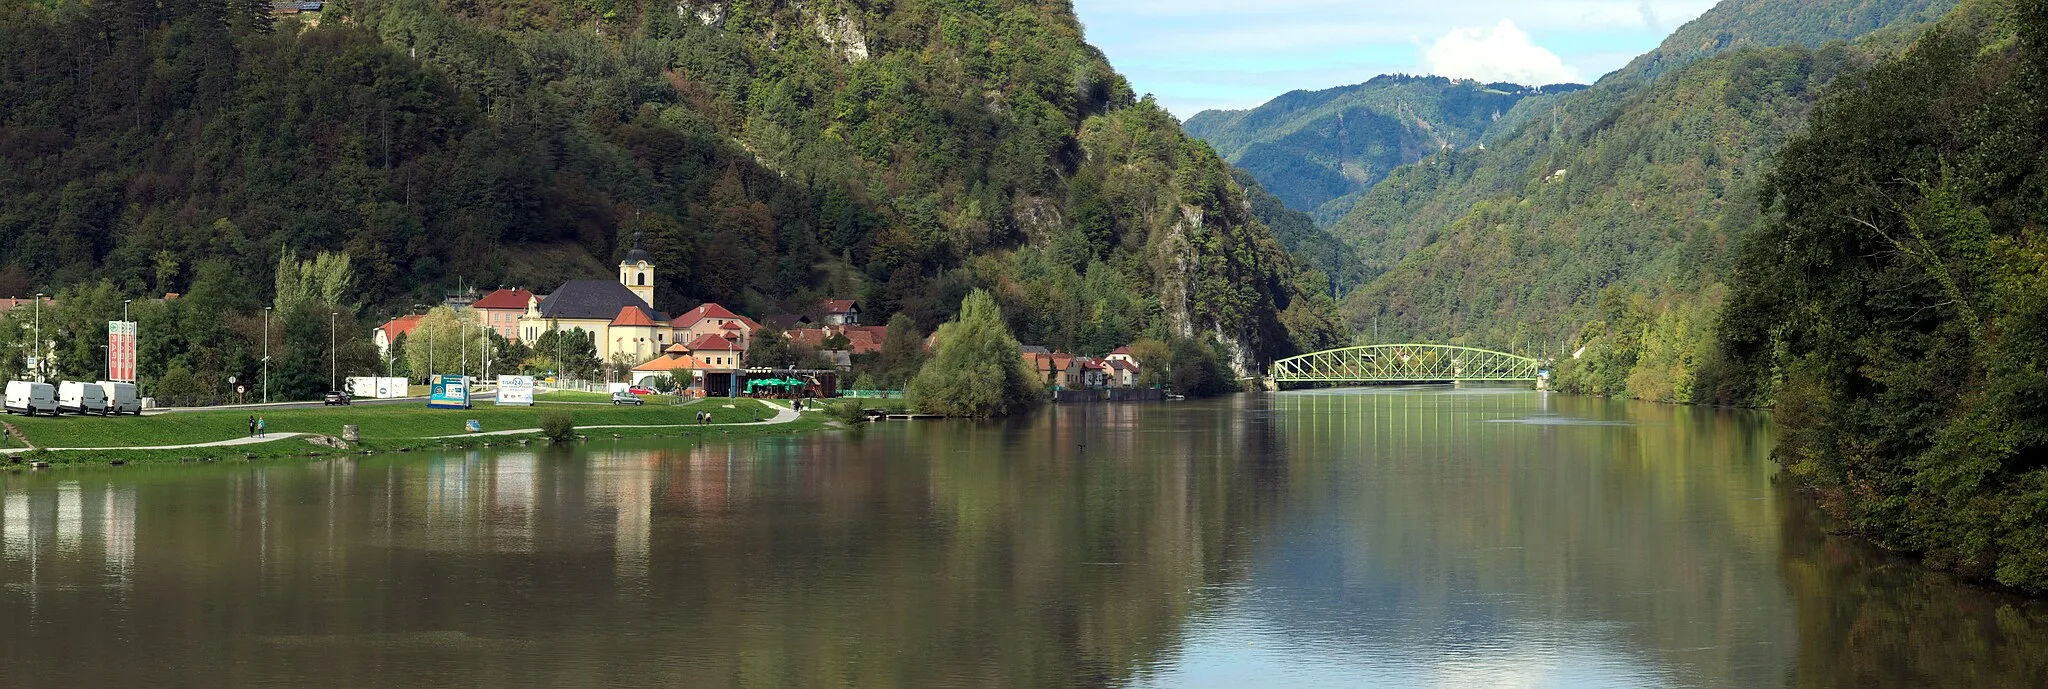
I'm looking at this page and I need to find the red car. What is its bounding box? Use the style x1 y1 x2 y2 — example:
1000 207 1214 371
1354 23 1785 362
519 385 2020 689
628 386 657 396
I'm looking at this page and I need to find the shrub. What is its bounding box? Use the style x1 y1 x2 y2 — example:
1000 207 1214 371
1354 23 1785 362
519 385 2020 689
539 411 575 442
825 399 870 426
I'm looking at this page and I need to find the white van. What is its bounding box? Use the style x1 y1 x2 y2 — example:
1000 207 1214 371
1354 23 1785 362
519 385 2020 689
97 381 141 415
58 381 109 415
4 381 58 416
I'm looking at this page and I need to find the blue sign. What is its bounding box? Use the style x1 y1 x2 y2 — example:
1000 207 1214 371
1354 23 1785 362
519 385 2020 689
428 374 471 409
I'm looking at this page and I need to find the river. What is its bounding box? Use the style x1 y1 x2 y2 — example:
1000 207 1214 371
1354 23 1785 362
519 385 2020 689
4 388 2046 687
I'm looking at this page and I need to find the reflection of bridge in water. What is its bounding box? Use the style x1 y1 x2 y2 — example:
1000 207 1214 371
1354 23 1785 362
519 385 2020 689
1269 344 1549 388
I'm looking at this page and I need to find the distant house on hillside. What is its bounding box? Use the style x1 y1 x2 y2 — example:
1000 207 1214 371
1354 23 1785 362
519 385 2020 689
672 303 760 350
819 299 861 326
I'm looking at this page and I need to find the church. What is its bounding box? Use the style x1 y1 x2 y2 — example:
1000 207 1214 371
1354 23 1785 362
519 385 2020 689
515 236 757 368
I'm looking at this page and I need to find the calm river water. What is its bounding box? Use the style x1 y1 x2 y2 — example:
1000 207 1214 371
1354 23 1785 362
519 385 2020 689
5 389 2048 687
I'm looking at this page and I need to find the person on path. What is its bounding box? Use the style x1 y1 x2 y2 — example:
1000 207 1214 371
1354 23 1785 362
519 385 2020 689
248 416 257 437
257 416 267 438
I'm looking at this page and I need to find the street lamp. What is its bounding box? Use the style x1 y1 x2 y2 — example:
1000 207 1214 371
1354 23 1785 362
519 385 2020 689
262 306 272 403
122 299 131 322
329 311 338 392
32 293 42 383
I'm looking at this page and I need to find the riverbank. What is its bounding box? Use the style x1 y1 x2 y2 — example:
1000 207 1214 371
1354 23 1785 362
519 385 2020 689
1 399 828 468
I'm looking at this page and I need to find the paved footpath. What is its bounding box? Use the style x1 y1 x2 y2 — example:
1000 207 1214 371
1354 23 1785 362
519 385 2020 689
2 401 805 453
2 433 310 455
424 402 802 439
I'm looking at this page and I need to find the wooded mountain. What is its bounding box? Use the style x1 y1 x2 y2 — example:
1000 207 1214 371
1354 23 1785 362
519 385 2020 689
1185 76 1584 223
0 0 1343 368
1322 0 1959 375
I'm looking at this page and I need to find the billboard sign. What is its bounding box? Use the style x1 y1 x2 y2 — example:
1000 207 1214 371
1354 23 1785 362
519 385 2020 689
497 375 535 406
108 320 137 383
428 374 471 409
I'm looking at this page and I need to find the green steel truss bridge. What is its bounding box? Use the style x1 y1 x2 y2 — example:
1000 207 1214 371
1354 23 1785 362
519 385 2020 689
1269 344 1548 386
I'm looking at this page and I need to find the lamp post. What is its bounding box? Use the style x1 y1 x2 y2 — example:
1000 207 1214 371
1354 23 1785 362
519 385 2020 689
262 306 271 403
329 311 338 392
32 293 43 383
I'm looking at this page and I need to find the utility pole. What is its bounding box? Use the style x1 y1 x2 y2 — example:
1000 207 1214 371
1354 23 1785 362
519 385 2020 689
32 293 42 383
263 306 271 403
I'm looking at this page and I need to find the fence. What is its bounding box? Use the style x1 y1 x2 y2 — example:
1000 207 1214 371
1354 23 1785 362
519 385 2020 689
843 389 905 399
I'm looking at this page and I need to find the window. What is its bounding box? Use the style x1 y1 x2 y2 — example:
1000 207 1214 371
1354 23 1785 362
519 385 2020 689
637 273 646 286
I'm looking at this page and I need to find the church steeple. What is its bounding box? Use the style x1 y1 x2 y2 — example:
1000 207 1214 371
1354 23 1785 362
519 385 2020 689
619 231 655 310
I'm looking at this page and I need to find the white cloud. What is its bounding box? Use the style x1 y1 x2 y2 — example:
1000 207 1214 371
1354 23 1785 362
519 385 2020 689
1420 20 1580 86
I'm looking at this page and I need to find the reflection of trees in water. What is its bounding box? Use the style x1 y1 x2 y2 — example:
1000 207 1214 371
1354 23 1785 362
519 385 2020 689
0 402 1288 687
1264 389 1793 686
1777 490 2048 688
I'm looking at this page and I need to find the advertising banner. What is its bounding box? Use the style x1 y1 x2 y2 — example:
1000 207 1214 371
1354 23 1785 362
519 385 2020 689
428 374 471 409
497 375 535 406
350 377 411 399
107 321 137 383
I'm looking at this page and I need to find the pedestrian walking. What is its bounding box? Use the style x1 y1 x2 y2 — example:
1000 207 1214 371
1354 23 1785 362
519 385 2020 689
257 416 267 438
248 416 257 437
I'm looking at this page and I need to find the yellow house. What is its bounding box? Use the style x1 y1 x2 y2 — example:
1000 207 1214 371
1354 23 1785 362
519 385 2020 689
518 241 675 363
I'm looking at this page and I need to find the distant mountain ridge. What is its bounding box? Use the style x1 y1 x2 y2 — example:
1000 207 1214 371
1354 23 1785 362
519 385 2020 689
1319 0 1963 357
1184 75 1587 222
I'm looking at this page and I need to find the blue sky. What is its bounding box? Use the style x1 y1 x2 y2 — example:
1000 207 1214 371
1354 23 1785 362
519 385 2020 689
1070 1 1720 117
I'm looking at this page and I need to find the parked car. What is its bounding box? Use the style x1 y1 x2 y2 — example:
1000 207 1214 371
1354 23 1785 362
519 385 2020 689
323 390 352 406
610 390 645 405
57 381 110 415
4 381 58 416
96 381 142 415
628 386 656 396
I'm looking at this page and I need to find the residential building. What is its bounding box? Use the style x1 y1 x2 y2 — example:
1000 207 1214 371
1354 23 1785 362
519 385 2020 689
470 288 536 341
374 314 424 358
1078 357 1110 390
681 333 744 370
672 303 760 350
630 343 698 387
606 305 670 365
820 299 861 326
1105 346 1138 366
1106 359 1142 388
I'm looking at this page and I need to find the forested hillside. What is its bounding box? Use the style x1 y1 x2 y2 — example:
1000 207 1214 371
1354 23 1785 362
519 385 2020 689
0 0 1343 381
1716 0 2048 590
1323 0 1958 397
1185 76 1579 222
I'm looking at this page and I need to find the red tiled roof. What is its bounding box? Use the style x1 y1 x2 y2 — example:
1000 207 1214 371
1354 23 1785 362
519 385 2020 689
786 328 830 349
1110 346 1132 356
471 288 536 310
821 299 858 314
735 315 763 331
1108 360 1140 372
844 329 883 355
633 352 697 372
718 321 742 330
672 303 742 328
1080 358 1106 370
610 306 661 327
684 333 742 351
379 314 424 339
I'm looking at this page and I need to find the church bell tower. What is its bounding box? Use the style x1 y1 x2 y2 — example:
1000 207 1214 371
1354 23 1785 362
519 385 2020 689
619 232 656 310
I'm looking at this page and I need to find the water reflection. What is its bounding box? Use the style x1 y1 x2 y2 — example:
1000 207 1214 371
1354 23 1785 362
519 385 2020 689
1 391 2047 687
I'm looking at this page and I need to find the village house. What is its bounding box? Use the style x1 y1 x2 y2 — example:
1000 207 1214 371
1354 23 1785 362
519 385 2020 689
374 314 423 359
1078 357 1110 390
672 303 760 350
470 288 536 342
1106 358 1142 388
819 299 861 326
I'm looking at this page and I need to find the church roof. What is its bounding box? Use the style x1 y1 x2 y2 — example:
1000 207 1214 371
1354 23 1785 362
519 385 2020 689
534 280 653 321
609 305 663 327
621 231 653 265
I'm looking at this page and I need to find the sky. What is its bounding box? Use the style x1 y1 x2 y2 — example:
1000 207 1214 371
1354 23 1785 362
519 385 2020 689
1069 1 1721 117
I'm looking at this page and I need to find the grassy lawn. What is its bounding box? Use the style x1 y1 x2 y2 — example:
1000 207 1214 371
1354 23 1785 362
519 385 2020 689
533 390 689 405
7 398 779 449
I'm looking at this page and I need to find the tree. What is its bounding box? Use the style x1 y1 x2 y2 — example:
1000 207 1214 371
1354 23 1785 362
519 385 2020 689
488 330 530 377
908 289 1043 417
873 313 926 388
749 328 797 368
274 250 356 315
530 327 602 381
403 307 482 381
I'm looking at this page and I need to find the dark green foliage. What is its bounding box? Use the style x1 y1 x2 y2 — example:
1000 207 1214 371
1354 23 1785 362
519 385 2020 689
529 327 601 381
1717 0 2048 589
538 411 574 442
909 289 1041 418
0 0 1339 369
1235 170 1367 296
